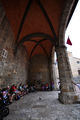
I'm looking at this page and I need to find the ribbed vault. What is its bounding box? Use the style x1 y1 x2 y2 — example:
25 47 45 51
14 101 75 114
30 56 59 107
0 0 78 59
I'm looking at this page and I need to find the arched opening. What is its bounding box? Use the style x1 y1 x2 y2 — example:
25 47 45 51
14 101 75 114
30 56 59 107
0 0 79 105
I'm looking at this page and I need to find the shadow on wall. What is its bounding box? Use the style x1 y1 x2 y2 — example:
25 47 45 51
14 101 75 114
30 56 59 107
29 55 50 89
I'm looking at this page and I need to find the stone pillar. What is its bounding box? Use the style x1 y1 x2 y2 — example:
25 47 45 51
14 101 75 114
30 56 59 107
56 46 79 104
51 50 58 90
48 58 52 90
52 62 58 90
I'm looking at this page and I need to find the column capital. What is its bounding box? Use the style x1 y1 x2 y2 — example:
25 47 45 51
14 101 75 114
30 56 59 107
55 45 67 50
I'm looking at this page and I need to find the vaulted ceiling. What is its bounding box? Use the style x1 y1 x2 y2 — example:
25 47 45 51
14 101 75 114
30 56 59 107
0 0 78 59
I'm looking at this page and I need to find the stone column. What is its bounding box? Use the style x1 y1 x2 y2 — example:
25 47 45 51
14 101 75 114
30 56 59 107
51 47 58 90
52 62 58 90
48 58 53 90
56 46 79 104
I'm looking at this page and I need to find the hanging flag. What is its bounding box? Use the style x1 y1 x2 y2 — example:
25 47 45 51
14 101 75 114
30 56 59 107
66 36 72 45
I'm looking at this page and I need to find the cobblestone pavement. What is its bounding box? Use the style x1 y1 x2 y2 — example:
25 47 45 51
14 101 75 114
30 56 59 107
4 91 80 120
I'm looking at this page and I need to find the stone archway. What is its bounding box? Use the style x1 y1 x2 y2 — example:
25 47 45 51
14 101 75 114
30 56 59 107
0 0 79 104
55 0 79 103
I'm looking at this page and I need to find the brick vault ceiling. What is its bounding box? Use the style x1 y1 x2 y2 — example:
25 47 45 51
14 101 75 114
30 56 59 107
1 0 73 58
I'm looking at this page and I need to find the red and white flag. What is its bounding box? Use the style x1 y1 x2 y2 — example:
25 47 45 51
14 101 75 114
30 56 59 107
66 36 72 45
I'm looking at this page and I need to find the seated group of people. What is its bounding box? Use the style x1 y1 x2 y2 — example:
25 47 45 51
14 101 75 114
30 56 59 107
0 82 53 107
0 83 35 105
41 83 51 91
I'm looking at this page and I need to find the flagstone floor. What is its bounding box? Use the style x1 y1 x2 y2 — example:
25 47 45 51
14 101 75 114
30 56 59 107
4 91 80 120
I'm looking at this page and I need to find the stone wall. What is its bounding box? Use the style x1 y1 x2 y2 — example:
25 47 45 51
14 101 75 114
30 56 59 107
29 55 50 89
68 52 80 77
55 51 80 83
68 52 80 83
0 3 28 88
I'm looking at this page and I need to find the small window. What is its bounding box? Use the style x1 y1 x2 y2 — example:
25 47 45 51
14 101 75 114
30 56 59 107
78 70 80 75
